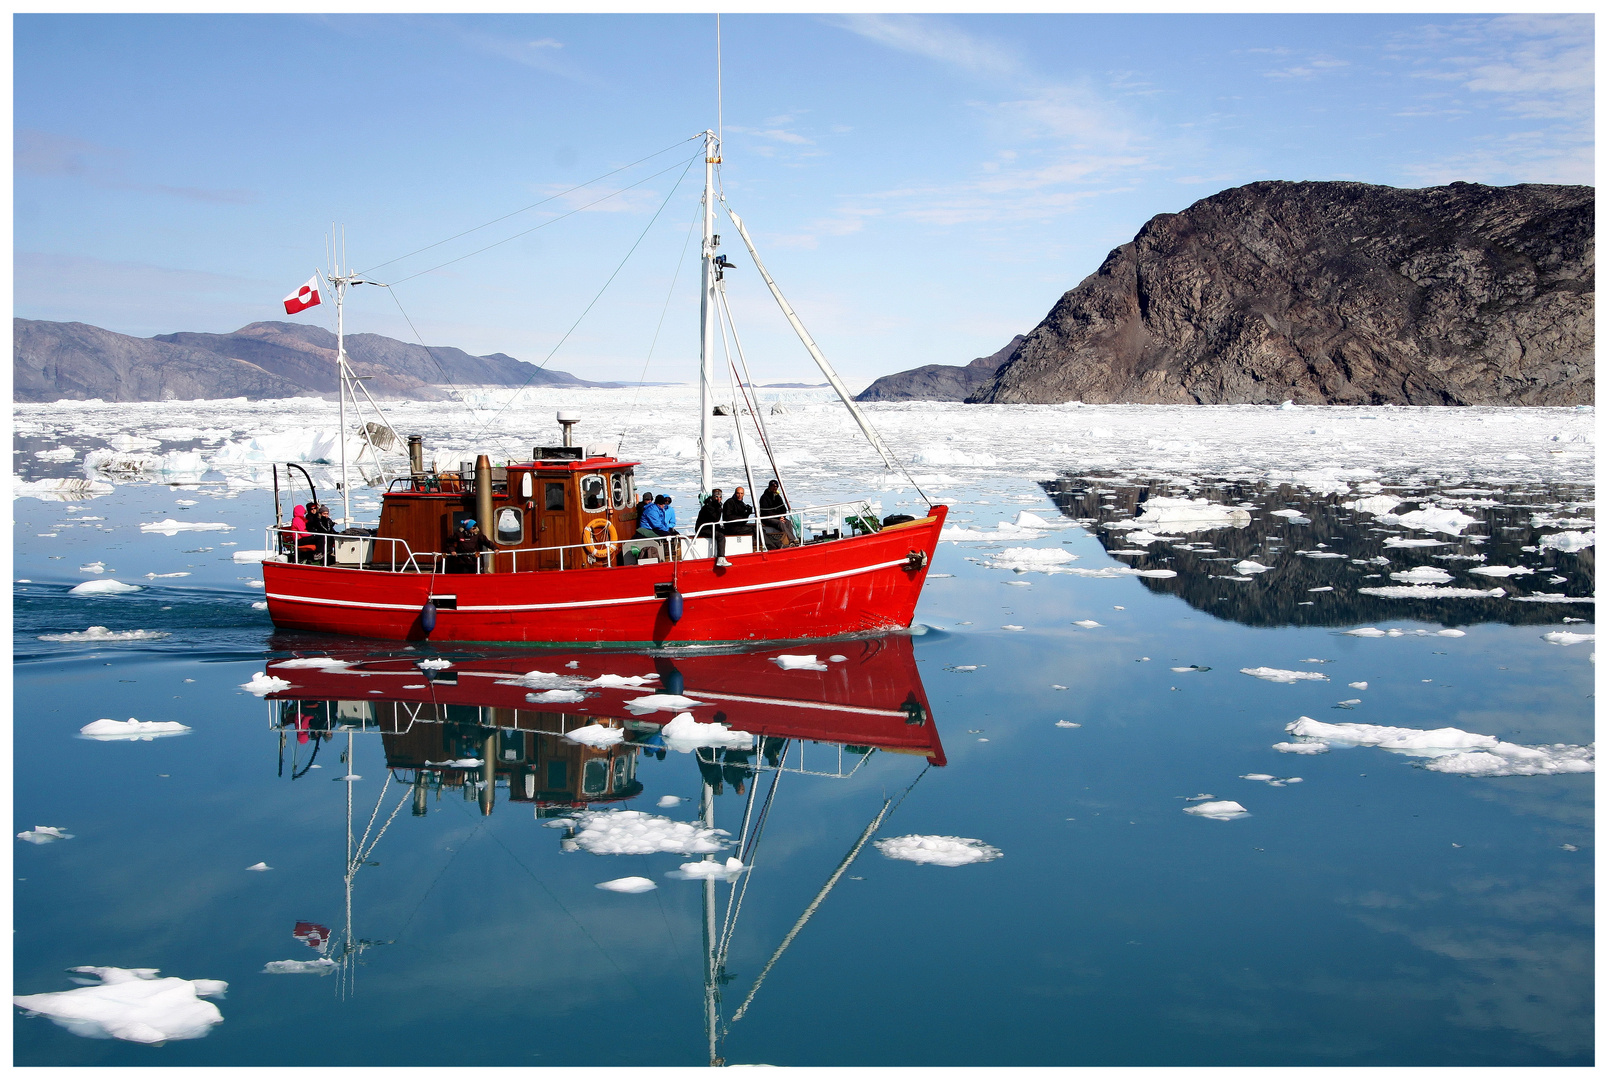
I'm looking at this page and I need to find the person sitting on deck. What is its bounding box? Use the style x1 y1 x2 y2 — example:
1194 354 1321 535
758 479 795 548
656 494 678 534
635 497 668 538
719 487 755 568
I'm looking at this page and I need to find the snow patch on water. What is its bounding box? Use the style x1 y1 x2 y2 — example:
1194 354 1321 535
13 967 228 1043
563 723 625 748
565 810 729 856
1241 667 1329 684
1284 716 1594 776
68 579 142 595
1183 800 1250 820
1358 585 1506 599
1542 631 1594 646
661 712 754 751
771 654 828 671
138 519 233 535
38 626 169 642
595 876 658 893
875 835 1002 866
17 826 74 844
1539 530 1594 552
624 694 707 714
668 857 748 881
79 718 191 741
263 959 336 975
241 672 292 696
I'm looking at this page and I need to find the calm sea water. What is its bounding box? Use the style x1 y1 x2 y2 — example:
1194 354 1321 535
13 472 1594 1066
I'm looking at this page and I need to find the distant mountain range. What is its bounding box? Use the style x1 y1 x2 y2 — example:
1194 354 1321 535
856 336 1024 402
860 180 1593 406
13 319 604 402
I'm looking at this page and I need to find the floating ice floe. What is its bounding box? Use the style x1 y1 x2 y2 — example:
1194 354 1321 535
68 579 142 596
527 689 589 703
564 809 729 856
35 446 76 462
38 626 170 643
1389 566 1454 585
942 522 1046 542
595 876 658 893
13 477 114 501
585 673 659 687
79 561 106 574
563 723 625 748
1241 667 1329 684
79 718 191 741
17 826 74 844
251 601 268 610
1055 720 1081 727
13 967 228 1043
276 657 352 670
1345 495 1402 516
1183 800 1249 820
1382 537 1451 549
1269 508 1308 520
230 550 277 563
1308 586 1334 593
983 547 1079 573
425 759 483 769
145 572 191 579
263 959 336 975
1467 564 1535 577
1377 506 1479 536
1273 740 1330 754
1542 631 1594 646
771 654 828 670
1241 773 1302 786
1349 681 1368 690
656 795 683 808
1358 585 1506 599
1117 496 1251 534
669 857 748 881
416 658 453 670
874 835 1002 866
661 711 754 751
1001 624 1025 631
1342 627 1464 638
1538 530 1594 552
1170 665 1210 673
1510 594 1596 603
241 672 292 696
1233 559 1272 574
1014 511 1069 529
1073 619 1101 629
1280 716 1594 775
501 669 580 689
246 862 271 871
910 443 998 467
138 519 233 535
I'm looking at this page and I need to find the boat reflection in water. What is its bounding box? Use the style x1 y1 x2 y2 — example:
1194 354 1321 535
264 634 943 1059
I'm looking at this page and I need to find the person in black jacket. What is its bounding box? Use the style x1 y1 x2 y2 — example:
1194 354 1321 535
758 479 795 548
722 487 754 541
696 489 725 561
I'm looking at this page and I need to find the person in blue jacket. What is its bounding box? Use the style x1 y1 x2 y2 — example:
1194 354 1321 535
636 498 668 538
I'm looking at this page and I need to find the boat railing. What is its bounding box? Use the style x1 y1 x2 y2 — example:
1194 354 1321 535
265 498 909 575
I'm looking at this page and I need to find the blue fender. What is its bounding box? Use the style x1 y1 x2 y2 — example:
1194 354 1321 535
420 601 436 635
666 589 684 623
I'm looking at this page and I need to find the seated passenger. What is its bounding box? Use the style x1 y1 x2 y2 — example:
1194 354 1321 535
696 489 726 560
654 494 678 534
722 487 755 538
758 479 795 547
636 498 667 538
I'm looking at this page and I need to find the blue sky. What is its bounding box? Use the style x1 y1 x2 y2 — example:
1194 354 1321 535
14 13 1593 386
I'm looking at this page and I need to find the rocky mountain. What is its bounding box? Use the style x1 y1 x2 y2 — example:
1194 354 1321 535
14 319 599 402
855 335 1025 402
966 181 1592 405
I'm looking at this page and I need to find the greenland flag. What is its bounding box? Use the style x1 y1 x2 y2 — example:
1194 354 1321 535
283 276 321 315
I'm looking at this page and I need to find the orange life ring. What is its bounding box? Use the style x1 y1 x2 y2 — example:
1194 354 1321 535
582 518 617 562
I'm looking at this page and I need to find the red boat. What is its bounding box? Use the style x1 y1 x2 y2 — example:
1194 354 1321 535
263 129 945 647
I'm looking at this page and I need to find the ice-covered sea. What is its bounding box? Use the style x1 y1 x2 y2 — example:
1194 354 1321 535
13 389 1596 1066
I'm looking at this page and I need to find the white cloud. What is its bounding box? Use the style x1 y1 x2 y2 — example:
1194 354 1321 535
829 14 1022 80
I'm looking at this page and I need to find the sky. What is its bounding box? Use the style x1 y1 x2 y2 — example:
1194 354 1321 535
13 13 1595 388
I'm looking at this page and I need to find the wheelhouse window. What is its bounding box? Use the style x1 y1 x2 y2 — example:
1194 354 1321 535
611 472 632 510
580 474 608 512
544 483 565 511
495 507 523 545
582 758 608 796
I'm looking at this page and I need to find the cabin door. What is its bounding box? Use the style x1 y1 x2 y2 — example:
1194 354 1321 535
537 481 571 569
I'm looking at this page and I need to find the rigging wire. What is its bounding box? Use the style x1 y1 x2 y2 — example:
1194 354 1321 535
614 196 705 456
390 153 700 286
472 152 701 441
715 282 785 490
357 133 703 278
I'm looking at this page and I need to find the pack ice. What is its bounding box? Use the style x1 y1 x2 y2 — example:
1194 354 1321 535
874 835 1003 866
661 711 755 751
564 810 729 856
13 967 227 1043
79 718 191 741
1280 717 1594 776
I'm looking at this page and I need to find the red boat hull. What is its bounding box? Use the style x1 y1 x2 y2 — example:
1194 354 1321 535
263 506 947 646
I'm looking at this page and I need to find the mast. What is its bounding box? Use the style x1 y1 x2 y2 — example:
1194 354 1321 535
700 776 723 1066
698 129 720 497
335 273 351 527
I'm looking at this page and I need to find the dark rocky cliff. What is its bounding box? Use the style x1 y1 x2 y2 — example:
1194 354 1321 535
14 319 597 402
971 181 1593 405
856 335 1024 402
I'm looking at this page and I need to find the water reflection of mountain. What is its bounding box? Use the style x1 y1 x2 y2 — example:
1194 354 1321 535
1041 476 1595 629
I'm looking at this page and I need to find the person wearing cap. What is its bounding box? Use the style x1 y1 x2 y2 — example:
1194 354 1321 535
450 517 492 573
